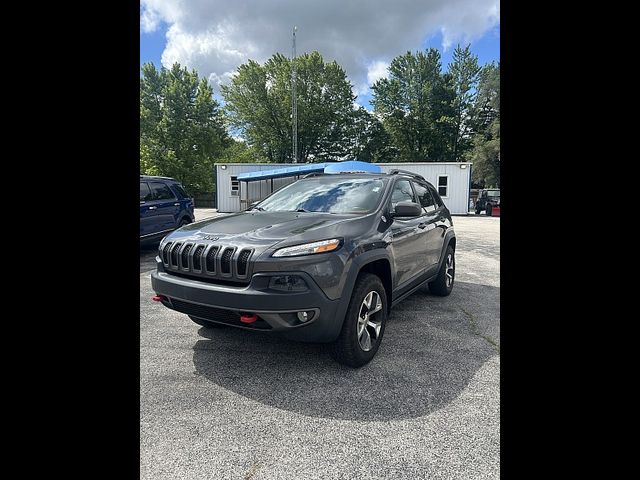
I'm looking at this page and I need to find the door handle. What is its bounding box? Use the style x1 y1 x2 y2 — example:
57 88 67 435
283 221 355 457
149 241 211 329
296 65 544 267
148 206 157 210
418 223 427 229
174 203 180 206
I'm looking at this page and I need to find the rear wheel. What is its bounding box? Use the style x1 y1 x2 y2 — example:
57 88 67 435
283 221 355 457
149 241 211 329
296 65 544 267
429 245 455 296
486 205 493 216
189 315 224 328
330 273 387 368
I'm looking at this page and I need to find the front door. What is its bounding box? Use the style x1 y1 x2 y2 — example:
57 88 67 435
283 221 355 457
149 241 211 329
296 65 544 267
148 182 180 232
412 181 444 268
388 179 429 289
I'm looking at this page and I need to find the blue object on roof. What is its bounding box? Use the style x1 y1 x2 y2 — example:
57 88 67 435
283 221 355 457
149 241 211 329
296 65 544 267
235 160 381 182
236 163 329 182
323 160 382 174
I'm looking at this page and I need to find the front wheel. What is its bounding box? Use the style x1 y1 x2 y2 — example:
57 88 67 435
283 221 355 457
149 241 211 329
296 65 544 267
486 205 493 216
330 273 387 368
429 245 455 296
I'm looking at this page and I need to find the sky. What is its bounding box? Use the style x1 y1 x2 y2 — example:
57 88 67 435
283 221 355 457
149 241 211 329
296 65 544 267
140 1 500 109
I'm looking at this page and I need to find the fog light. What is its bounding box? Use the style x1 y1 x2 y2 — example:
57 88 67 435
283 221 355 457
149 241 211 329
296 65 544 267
268 275 308 292
297 311 314 323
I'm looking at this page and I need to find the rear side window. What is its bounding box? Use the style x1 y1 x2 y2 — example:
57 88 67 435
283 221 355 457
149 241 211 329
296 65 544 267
412 182 436 212
140 182 153 201
429 185 444 207
150 182 175 200
390 179 417 210
171 183 190 200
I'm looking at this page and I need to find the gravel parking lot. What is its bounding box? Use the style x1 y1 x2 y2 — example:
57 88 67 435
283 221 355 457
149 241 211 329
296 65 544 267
140 214 500 479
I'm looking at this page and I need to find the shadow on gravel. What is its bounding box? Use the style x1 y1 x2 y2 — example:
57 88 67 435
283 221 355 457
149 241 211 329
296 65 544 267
192 281 499 421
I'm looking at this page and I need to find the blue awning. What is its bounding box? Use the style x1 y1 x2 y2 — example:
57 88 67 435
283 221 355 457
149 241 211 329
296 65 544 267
236 160 381 182
323 160 382 174
236 163 329 182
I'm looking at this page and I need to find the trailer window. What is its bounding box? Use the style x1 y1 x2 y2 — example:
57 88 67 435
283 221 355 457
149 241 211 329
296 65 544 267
437 175 448 198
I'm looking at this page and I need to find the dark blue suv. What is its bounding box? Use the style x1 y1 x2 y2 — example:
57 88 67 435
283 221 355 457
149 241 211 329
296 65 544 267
140 176 194 241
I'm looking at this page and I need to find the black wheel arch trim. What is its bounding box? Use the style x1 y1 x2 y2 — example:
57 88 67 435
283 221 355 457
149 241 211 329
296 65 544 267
334 248 394 327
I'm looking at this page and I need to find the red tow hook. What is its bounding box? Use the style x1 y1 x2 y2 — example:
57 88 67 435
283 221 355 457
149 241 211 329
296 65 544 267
152 294 167 302
240 313 258 324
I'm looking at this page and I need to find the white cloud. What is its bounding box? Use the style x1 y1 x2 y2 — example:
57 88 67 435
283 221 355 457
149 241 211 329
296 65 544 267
141 0 499 93
140 6 160 33
367 61 390 86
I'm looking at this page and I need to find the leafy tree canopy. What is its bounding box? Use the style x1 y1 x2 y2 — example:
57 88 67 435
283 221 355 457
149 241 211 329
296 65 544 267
140 63 229 193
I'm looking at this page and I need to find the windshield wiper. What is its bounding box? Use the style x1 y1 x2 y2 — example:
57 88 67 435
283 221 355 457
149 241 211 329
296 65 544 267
251 206 265 211
294 208 310 212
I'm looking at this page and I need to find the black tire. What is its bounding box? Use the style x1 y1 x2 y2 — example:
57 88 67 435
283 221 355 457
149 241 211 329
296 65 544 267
189 315 224 328
429 245 455 296
486 205 492 216
330 273 387 368
475 207 481 215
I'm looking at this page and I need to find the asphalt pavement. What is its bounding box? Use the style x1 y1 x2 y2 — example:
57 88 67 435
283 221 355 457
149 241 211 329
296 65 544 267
140 214 500 479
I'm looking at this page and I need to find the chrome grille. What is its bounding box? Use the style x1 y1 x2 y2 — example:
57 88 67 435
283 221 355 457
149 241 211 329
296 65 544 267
162 241 253 284
180 244 193 270
220 248 235 274
170 243 182 267
205 246 219 273
237 249 252 276
162 242 172 264
192 245 205 270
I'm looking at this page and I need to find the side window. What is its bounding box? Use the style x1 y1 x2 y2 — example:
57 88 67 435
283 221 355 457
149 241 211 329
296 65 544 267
150 182 175 200
171 183 190 200
412 182 436 213
390 179 417 210
140 182 153 201
231 176 239 196
437 175 448 197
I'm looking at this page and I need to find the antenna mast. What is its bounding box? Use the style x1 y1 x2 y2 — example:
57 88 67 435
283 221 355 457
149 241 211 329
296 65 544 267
291 26 298 163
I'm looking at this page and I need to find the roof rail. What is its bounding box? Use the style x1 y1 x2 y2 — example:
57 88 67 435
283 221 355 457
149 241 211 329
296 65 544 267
388 169 426 180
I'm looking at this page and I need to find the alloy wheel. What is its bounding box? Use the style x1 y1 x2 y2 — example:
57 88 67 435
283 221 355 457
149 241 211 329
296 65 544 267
357 291 384 351
445 253 455 288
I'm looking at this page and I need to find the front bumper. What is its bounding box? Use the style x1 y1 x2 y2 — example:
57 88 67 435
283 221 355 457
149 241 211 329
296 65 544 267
151 266 344 343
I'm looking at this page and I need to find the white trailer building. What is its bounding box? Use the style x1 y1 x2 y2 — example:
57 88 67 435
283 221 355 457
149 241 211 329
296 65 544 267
215 162 472 214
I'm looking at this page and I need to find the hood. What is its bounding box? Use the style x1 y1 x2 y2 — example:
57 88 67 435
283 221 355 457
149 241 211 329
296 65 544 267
168 211 357 249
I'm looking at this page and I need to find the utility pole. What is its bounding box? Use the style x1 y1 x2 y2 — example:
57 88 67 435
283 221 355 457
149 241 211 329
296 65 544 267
291 26 298 163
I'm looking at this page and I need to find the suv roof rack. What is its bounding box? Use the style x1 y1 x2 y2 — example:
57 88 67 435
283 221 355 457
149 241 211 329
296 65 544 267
140 175 175 181
388 169 426 181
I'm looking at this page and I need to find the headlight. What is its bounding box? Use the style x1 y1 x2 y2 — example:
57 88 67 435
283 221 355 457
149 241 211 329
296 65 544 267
272 238 342 257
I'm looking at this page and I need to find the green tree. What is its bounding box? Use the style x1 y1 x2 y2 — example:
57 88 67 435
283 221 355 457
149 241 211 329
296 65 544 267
140 62 229 193
218 139 267 163
371 49 456 162
448 45 481 161
221 51 355 163
467 62 500 187
347 107 398 162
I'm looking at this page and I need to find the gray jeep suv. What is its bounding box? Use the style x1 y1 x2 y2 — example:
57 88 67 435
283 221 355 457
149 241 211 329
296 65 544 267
151 170 456 367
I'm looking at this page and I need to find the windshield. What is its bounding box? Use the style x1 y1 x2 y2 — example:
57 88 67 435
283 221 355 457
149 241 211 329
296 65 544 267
255 177 387 214
487 190 500 197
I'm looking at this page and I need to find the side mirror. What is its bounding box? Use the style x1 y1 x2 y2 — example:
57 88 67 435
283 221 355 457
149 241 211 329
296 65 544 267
392 201 422 217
